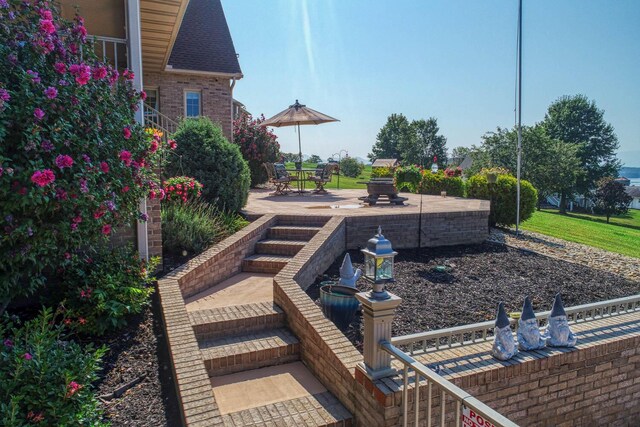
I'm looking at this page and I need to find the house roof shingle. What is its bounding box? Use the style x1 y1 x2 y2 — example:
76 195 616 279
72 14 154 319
625 186 640 198
167 0 242 76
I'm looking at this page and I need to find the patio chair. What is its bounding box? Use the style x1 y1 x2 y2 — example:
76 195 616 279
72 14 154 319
307 163 339 194
263 163 294 195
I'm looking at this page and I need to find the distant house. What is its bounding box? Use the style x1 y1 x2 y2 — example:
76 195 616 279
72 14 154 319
626 186 640 210
615 177 631 186
371 159 400 168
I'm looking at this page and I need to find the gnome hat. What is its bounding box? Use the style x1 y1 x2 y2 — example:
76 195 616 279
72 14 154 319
495 302 510 329
550 293 567 317
340 253 355 278
521 296 536 321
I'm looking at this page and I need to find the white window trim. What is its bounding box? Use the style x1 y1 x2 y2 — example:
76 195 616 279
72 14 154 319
184 89 202 117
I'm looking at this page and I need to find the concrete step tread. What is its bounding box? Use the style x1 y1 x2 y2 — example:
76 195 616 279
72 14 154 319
199 328 299 357
189 302 284 327
269 225 323 231
256 239 308 246
221 392 352 426
243 254 293 262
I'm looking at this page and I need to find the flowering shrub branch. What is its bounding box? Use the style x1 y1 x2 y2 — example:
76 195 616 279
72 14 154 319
0 0 167 306
232 112 280 187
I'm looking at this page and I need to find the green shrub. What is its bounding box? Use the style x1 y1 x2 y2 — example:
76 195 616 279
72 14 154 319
161 200 248 256
467 169 537 227
52 246 157 335
395 165 422 192
167 118 250 212
0 308 107 426
340 157 365 178
0 0 164 306
371 166 394 178
420 171 465 197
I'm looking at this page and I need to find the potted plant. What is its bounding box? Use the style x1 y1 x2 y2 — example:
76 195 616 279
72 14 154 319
319 281 359 329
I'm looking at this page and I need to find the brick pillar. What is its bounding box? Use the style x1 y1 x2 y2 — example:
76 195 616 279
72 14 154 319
355 291 402 380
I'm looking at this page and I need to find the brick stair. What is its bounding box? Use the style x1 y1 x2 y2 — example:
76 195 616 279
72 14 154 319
241 254 292 274
184 218 352 426
200 328 299 376
255 239 307 256
189 302 285 341
267 225 322 241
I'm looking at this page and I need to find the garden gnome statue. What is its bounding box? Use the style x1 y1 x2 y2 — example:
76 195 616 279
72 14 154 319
338 253 362 288
491 302 518 360
430 155 439 174
545 293 577 347
517 297 546 351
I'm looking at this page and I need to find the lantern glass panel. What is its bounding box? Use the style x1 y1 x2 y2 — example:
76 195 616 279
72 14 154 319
376 257 393 281
364 254 376 280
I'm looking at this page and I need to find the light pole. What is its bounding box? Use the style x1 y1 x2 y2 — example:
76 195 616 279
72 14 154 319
331 149 348 189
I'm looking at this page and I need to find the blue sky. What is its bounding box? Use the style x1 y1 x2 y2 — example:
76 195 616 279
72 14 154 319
224 0 640 165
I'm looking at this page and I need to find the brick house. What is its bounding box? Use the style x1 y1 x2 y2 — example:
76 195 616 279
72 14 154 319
58 0 242 262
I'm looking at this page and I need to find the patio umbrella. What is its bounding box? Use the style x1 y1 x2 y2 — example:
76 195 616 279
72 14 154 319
261 100 339 166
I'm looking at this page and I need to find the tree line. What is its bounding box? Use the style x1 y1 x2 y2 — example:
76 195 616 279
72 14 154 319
370 95 621 213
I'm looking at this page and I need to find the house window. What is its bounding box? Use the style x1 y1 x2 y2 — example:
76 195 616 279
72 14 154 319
185 91 201 117
144 88 159 125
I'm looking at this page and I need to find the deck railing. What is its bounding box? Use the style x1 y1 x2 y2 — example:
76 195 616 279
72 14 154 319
82 35 129 70
391 294 640 356
381 341 519 427
143 103 178 137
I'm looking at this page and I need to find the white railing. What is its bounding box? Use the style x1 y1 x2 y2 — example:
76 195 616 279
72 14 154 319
392 294 640 356
143 103 178 137
83 35 129 70
381 341 519 427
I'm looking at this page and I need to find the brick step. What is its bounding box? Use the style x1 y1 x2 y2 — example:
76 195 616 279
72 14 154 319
242 254 292 274
276 216 329 227
267 225 322 241
212 362 353 427
220 391 352 426
255 239 307 256
189 302 285 341
200 328 299 377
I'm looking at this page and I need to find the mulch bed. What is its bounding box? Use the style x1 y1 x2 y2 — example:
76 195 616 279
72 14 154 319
306 242 640 352
92 292 180 426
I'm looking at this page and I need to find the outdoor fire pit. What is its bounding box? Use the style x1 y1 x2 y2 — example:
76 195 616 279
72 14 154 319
358 178 408 206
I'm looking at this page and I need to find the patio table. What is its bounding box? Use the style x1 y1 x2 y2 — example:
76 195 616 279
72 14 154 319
286 168 316 194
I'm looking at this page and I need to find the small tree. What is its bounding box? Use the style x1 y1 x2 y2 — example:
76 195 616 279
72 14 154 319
368 114 412 162
401 118 447 168
232 112 280 187
593 177 632 223
307 154 322 164
340 157 364 178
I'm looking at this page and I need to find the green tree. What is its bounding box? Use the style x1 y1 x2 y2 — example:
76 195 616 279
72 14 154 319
543 95 620 209
593 177 632 223
449 146 472 167
368 114 412 162
340 156 365 178
308 154 322 164
543 141 582 213
400 118 447 167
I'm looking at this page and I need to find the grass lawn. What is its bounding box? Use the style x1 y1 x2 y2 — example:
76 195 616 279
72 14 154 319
520 209 640 258
284 162 370 189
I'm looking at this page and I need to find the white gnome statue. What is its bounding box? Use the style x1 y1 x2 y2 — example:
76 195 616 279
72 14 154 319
517 297 546 351
545 293 577 347
338 253 362 288
491 302 518 361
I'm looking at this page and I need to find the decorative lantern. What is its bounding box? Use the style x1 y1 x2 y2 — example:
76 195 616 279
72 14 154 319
360 226 397 300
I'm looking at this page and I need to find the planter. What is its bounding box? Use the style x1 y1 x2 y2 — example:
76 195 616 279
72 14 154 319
319 283 359 329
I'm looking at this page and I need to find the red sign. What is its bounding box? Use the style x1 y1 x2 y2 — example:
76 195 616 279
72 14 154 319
462 406 497 427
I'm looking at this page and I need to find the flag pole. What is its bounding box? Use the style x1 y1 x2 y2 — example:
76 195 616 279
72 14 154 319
516 0 523 236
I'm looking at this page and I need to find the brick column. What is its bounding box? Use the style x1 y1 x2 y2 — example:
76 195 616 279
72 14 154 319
355 291 402 380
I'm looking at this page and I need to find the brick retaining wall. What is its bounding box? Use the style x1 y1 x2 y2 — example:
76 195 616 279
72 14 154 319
164 214 275 299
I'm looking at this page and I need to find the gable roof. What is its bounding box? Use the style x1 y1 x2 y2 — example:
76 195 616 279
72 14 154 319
167 0 242 76
625 186 640 198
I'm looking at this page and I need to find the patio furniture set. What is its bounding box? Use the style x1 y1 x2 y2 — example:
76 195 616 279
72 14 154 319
263 162 339 196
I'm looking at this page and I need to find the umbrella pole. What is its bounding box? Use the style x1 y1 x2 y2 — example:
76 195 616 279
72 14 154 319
297 122 302 168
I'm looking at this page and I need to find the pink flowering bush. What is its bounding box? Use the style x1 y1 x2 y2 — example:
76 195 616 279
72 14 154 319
232 112 280 187
0 0 167 307
163 176 203 203
53 246 158 335
0 308 107 425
